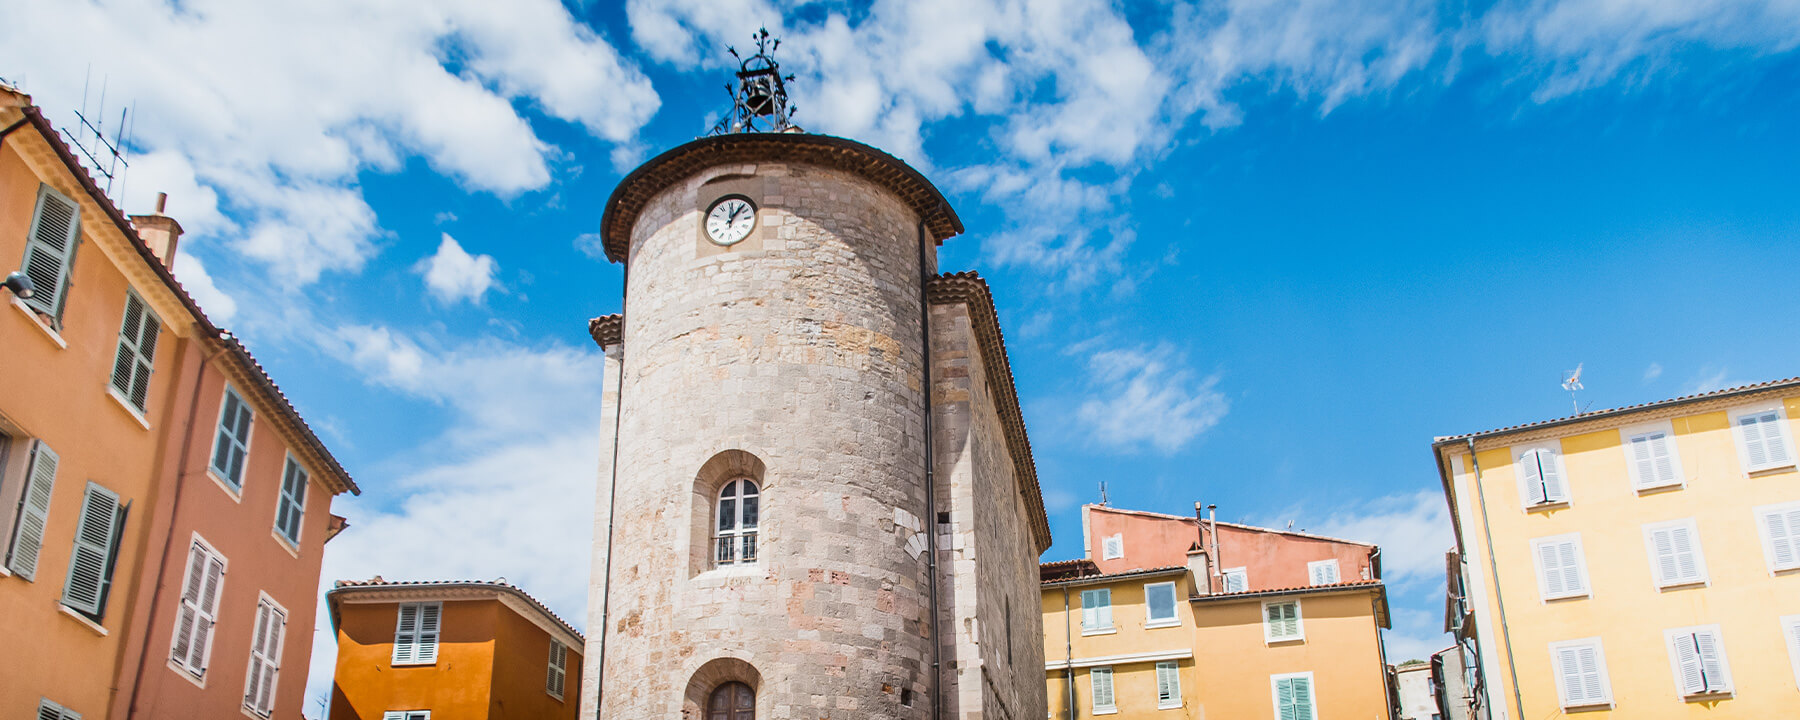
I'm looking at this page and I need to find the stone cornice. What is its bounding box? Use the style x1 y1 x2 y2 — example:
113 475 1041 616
588 313 622 348
928 271 1052 552
598 133 963 263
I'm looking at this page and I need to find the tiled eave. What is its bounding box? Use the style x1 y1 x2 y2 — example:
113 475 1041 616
328 579 583 647
1434 376 1800 453
598 132 963 263
1191 580 1390 628
1040 565 1187 589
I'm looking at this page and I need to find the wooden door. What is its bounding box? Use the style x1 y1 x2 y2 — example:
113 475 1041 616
708 681 754 720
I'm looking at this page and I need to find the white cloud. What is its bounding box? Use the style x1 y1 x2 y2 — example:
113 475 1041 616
0 0 657 287
1311 490 1454 589
573 232 610 261
170 253 238 323
416 233 499 305
1685 364 1738 394
1076 344 1229 453
1643 362 1664 382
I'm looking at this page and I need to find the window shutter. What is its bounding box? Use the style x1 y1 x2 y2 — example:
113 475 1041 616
36 699 80 720
1649 524 1704 586
21 186 80 317
109 293 160 412
1091 668 1113 709
6 441 59 579
382 713 406 720
1290 677 1313 720
211 389 253 487
1520 451 1546 504
547 641 568 697
243 600 285 716
1630 432 1678 487
1538 451 1566 501
1224 569 1247 593
1103 534 1123 560
1765 507 1800 569
1276 678 1302 720
276 458 309 543
1096 590 1112 629
1695 631 1726 692
190 551 226 672
1672 634 1704 694
411 602 442 663
1739 412 1793 469
171 545 205 665
170 540 225 675
1555 643 1606 705
61 483 124 616
1156 662 1179 705
1556 647 1584 704
393 603 419 664
1537 542 1567 596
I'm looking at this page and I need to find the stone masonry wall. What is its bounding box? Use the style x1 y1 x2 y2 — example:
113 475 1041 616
591 160 938 719
932 302 1049 720
580 343 622 720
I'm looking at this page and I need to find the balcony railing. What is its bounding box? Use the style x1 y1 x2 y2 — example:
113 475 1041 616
714 532 758 567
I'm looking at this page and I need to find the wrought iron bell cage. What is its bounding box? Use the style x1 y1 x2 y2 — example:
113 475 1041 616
712 28 801 135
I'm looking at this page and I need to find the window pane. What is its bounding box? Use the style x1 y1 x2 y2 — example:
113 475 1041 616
1147 584 1175 621
741 495 758 529
719 499 736 531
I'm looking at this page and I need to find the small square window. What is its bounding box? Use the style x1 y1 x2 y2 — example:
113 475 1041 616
1144 582 1178 628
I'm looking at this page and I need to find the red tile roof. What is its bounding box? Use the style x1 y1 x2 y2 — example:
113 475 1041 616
329 578 583 642
1435 376 1800 444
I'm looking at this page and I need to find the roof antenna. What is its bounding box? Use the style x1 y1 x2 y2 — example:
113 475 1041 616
69 67 133 201
1562 363 1587 415
1098 481 1109 507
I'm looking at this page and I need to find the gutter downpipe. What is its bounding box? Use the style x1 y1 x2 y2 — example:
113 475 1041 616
594 265 629 716
918 221 943 720
1467 437 1524 719
126 331 225 719
1064 586 1075 720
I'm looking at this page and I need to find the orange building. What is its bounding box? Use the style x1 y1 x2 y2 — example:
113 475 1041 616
328 579 586 720
1 85 357 720
1042 504 1391 719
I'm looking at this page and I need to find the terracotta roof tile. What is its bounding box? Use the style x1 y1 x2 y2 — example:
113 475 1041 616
1435 376 1800 444
330 578 582 641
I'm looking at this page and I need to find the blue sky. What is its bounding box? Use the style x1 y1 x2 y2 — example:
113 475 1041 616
6 0 1800 714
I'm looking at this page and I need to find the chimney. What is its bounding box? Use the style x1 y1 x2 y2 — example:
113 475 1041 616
1186 546 1210 597
129 192 183 270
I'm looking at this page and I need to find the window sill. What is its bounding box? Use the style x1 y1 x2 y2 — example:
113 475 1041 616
1158 702 1184 710
1561 701 1612 712
1655 579 1708 592
1093 707 1117 716
168 659 207 689
1081 627 1117 636
207 470 244 503
1682 690 1734 702
0 563 10 578
1526 501 1570 514
1265 636 1305 646
1745 464 1797 478
11 297 67 349
1543 592 1590 603
1144 620 1180 630
107 389 151 430
59 604 108 636
272 528 302 559
240 703 273 720
1635 482 1684 496
391 660 438 667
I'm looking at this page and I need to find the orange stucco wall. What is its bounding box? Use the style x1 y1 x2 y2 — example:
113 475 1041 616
0 119 185 719
1187 591 1390 719
333 600 502 719
1085 505 1374 591
490 601 582 719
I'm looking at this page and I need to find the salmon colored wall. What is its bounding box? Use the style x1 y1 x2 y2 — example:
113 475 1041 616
1187 592 1388 719
1455 395 1800 719
0 132 189 719
333 600 500 720
489 602 583 719
115 363 337 719
1085 506 1374 591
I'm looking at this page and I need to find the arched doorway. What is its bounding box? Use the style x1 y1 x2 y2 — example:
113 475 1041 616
707 681 754 720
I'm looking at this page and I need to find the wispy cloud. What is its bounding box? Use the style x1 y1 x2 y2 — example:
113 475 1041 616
1685 364 1738 394
1643 362 1663 383
1074 343 1229 454
1296 490 1457 663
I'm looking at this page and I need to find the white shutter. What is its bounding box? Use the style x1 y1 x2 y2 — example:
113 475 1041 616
547 640 568 698
1223 568 1247 593
1308 560 1339 585
1090 667 1114 710
1628 431 1679 488
20 185 81 317
393 603 419 664
36 699 80 720
1738 411 1794 470
61 482 125 616
6 441 59 579
1538 450 1567 501
1534 536 1586 599
1156 661 1180 706
1762 505 1800 570
244 599 286 716
1079 589 1111 631
1554 641 1608 706
1520 450 1547 504
1647 522 1705 586
1672 634 1704 694
170 539 226 676
1695 632 1727 692
1102 534 1123 560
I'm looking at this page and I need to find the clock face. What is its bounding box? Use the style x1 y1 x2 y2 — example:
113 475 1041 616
705 196 756 246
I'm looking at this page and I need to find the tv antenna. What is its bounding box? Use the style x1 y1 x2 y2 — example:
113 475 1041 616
69 66 134 201
1098 481 1109 507
1562 363 1588 415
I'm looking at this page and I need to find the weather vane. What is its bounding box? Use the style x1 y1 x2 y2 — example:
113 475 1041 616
710 28 801 135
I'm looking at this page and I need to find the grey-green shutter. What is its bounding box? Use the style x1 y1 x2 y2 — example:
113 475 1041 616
275 458 308 543
61 482 125 616
109 293 160 412
7 441 59 579
20 185 81 318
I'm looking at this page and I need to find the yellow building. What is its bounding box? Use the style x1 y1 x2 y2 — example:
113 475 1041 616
1436 378 1800 719
1042 504 1392 719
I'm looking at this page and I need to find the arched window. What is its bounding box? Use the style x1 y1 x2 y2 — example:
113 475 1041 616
708 681 754 719
715 478 759 566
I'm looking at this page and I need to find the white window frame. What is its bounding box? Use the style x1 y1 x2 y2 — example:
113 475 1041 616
207 385 254 492
242 593 288 718
1513 442 1571 509
1263 600 1304 643
1529 533 1591 601
169 534 227 683
1662 624 1733 698
382 713 430 720
1221 567 1247 593
1755 500 1800 574
392 602 442 665
1306 559 1340 586
1143 581 1179 628
1641 518 1709 589
273 454 309 546
1155 661 1182 709
713 478 759 566
1781 615 1800 689
1620 419 1684 491
1089 666 1116 715
1548 637 1613 709
1729 402 1796 474
1102 533 1124 560
1080 588 1114 635
1269 671 1316 720
546 639 568 700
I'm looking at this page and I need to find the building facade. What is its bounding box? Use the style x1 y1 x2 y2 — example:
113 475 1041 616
1436 378 1800 718
579 130 1051 719
328 579 585 720
1 85 356 720
1042 504 1391 719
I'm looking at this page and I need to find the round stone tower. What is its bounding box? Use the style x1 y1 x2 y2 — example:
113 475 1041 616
585 132 963 719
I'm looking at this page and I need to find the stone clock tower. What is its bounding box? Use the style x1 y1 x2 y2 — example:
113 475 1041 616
581 35 1050 720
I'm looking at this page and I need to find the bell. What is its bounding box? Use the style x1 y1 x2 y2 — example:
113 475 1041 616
744 83 775 116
